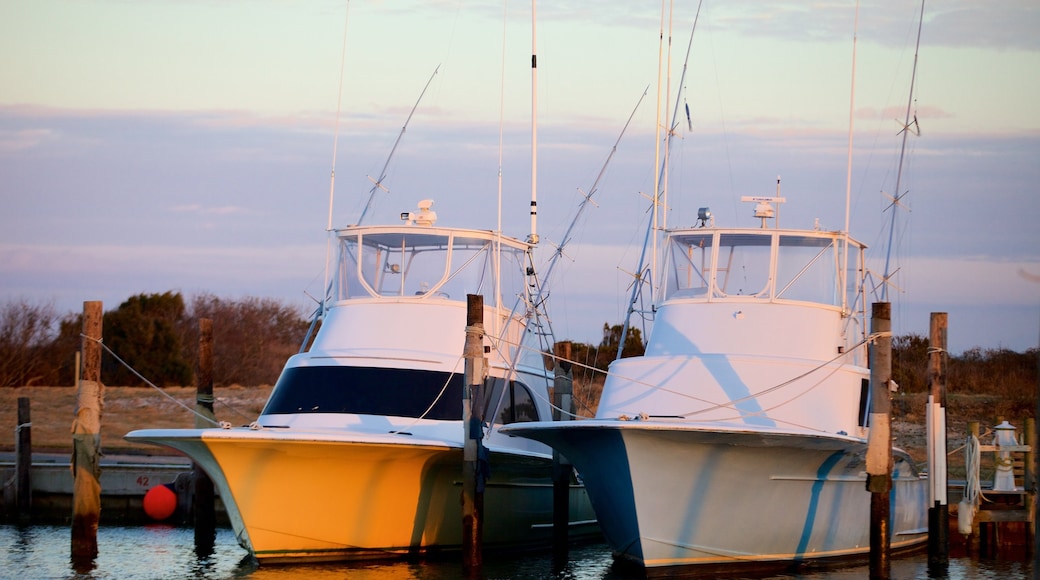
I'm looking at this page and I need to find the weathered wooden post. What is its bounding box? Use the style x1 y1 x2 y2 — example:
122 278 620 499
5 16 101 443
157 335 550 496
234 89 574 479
15 396 32 522
72 300 104 562
462 294 486 576
1033 337 1039 577
866 302 891 579
193 318 216 551
927 312 949 570
552 340 574 565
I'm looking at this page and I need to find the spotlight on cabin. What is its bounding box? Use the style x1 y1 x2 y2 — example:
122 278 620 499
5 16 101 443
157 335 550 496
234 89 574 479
697 207 712 227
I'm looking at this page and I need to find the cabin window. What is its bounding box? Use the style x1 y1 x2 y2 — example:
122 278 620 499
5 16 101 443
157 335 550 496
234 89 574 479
484 377 540 424
775 235 840 305
714 233 772 298
262 366 463 420
333 231 529 308
665 233 712 299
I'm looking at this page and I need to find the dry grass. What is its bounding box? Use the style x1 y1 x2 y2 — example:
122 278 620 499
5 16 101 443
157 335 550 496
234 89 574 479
0 385 273 455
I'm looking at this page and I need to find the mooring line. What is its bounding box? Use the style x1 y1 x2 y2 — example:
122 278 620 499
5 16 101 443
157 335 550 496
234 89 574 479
79 333 230 428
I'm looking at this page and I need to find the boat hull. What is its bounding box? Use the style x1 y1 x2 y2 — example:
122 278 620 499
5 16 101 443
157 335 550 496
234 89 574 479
504 421 928 572
126 428 598 563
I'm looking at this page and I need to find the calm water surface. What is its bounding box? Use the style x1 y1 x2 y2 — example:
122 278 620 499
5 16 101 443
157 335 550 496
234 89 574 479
0 524 1032 580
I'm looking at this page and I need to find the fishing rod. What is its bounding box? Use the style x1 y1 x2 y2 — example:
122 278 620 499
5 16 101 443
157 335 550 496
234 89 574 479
540 87 649 290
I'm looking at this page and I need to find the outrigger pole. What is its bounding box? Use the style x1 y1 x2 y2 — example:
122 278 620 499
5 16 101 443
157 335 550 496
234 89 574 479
357 64 441 226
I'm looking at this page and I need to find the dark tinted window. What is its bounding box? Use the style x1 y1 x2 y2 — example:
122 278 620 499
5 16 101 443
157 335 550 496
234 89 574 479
262 366 463 420
484 378 540 424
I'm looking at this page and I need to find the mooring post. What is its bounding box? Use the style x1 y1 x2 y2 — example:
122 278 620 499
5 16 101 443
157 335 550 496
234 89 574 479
462 294 486 576
552 340 574 566
193 318 216 551
967 421 981 554
1024 416 1037 572
1032 330 1039 578
927 312 949 570
15 396 32 522
72 300 104 562
866 302 891 579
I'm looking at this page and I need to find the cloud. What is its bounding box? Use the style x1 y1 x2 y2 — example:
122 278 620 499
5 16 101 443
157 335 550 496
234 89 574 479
169 204 249 216
0 128 56 152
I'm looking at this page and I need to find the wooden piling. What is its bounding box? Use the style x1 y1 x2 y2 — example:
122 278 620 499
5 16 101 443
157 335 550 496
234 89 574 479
866 302 891 579
1033 339 1039 573
927 312 949 570
193 318 216 551
1028 415 1037 569
72 300 104 562
462 294 486 576
967 421 981 554
15 397 31 521
552 341 574 565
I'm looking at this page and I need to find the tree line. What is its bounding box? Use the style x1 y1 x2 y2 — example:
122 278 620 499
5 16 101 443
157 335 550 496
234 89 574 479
0 295 1036 402
0 293 312 388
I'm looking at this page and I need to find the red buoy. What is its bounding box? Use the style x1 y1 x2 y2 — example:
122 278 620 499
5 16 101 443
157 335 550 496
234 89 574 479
143 484 177 521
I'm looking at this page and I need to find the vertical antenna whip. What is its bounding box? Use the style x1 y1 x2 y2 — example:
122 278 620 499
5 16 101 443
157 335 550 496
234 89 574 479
322 0 352 316
528 0 539 245
841 0 859 317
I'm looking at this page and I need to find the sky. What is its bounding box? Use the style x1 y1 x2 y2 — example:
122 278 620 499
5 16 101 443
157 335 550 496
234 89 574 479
1 0 1038 356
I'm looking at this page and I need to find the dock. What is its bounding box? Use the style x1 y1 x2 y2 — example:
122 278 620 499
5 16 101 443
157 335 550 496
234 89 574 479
0 451 227 525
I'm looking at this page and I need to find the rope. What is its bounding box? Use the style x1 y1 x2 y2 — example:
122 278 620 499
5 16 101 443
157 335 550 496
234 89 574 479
80 334 230 428
387 353 465 435
947 427 992 456
959 433 981 534
491 330 875 431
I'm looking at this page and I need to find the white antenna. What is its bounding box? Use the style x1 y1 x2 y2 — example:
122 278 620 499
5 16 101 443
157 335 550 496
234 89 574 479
321 0 352 317
841 1 860 317
662 0 674 231
650 0 666 300
528 0 539 245
492 1 509 343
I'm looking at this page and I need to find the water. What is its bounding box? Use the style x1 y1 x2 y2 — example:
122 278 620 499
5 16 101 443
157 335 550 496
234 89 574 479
0 524 1032 580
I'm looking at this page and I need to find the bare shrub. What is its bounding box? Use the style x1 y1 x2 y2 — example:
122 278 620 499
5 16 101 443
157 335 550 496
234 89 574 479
0 298 61 386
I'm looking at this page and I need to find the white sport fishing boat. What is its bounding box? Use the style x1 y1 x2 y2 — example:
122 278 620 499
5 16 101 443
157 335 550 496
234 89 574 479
503 196 929 572
127 200 598 562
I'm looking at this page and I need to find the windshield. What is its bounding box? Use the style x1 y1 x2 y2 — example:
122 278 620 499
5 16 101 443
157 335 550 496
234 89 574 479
333 229 527 309
262 365 542 424
663 230 858 308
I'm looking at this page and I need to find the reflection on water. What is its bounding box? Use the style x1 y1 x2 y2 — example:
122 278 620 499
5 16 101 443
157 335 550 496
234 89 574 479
0 524 1032 580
